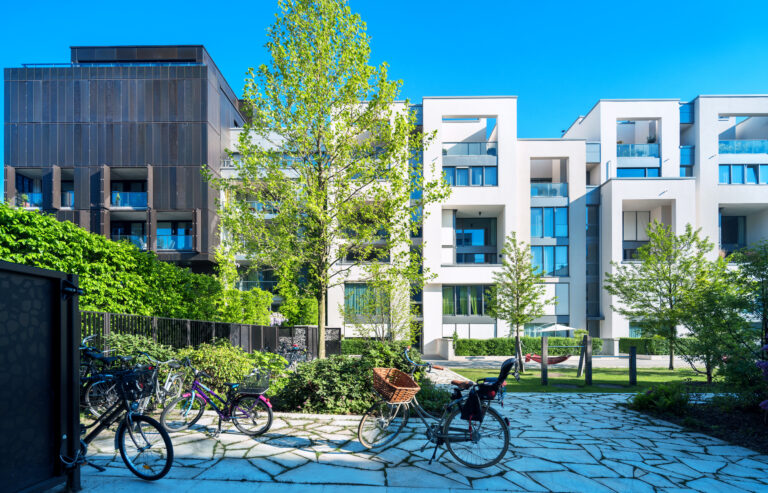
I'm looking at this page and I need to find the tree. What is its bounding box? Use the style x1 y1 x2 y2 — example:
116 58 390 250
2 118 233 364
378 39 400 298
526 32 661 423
679 258 751 383
732 241 768 349
213 247 273 325
604 221 712 370
209 0 448 357
486 233 552 372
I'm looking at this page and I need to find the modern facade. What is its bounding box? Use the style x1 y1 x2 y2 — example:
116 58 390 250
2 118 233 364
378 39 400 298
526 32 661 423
4 45 243 272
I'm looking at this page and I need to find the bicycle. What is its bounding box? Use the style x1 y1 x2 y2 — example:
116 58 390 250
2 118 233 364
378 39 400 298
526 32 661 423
134 353 185 414
278 341 309 370
357 347 518 468
79 335 134 417
160 359 273 436
61 367 174 481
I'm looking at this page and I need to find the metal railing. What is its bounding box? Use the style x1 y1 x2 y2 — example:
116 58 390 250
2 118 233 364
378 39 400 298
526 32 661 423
531 183 568 197
15 192 43 208
111 191 147 208
61 190 75 208
80 311 341 358
111 234 147 250
719 140 768 154
442 142 498 156
156 235 194 251
617 143 659 158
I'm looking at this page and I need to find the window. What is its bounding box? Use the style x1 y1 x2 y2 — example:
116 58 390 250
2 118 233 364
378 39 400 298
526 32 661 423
443 167 455 186
443 166 498 187
442 285 492 316
531 246 569 277
531 207 568 238
617 168 660 178
344 283 386 318
157 221 193 250
484 167 498 186
761 165 768 184
455 217 497 264
456 168 469 186
623 211 651 241
680 166 693 177
471 167 483 186
720 164 768 184
555 284 569 316
629 323 643 338
747 165 758 184
720 215 746 254
732 164 745 184
719 165 731 184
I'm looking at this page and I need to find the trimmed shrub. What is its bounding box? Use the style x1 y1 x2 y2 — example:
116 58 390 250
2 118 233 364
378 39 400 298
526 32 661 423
629 383 690 416
618 337 697 355
454 336 603 357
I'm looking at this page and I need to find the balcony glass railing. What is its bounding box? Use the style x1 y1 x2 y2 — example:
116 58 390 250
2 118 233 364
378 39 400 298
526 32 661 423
112 234 147 250
680 145 695 166
237 280 278 292
719 140 768 154
586 142 601 163
530 183 568 198
111 191 147 208
680 103 694 124
61 191 75 208
617 143 659 158
156 235 194 251
442 142 498 156
16 192 43 208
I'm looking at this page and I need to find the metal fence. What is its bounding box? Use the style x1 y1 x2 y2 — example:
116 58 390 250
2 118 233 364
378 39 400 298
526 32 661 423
80 311 341 359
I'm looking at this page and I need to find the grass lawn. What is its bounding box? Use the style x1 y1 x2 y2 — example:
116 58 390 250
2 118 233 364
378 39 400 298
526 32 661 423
450 367 721 393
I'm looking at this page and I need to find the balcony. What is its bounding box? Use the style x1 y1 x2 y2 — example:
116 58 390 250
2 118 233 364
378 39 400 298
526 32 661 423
531 183 568 198
680 103 694 124
680 146 694 166
61 191 75 208
617 143 659 158
157 235 194 251
586 142 601 163
442 142 498 166
111 191 147 208
112 234 147 250
719 140 768 154
16 192 43 209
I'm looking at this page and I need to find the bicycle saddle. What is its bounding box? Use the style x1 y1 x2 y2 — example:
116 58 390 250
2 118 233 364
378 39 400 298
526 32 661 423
451 380 473 390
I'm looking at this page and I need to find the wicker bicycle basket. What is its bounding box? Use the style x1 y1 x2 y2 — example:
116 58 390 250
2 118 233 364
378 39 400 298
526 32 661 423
373 367 420 403
239 369 270 395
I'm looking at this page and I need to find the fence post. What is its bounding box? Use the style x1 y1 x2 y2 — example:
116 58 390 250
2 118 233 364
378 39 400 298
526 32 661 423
541 336 548 386
629 346 637 386
186 319 191 347
152 316 158 343
103 312 111 352
212 322 216 341
585 335 593 385
577 336 586 378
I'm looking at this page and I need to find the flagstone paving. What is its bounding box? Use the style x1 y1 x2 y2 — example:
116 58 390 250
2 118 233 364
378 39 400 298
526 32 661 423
79 393 768 492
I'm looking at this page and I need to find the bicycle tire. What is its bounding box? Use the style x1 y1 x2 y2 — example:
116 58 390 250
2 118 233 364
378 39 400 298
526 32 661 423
358 399 409 449
160 393 205 431
231 395 273 436
84 380 119 418
443 405 509 468
117 414 173 480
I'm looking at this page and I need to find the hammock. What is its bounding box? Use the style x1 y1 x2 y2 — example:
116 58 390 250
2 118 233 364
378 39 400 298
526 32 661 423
525 353 572 365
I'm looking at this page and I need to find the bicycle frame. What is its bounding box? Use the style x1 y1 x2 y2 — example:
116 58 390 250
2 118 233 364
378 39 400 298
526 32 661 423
182 378 271 421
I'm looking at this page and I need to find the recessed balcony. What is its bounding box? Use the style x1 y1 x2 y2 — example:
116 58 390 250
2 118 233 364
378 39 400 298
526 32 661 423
111 191 147 208
531 183 568 197
16 192 43 209
442 141 498 166
156 235 194 251
111 234 147 250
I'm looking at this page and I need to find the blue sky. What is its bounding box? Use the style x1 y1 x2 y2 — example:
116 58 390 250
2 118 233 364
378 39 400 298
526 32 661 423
3 0 768 171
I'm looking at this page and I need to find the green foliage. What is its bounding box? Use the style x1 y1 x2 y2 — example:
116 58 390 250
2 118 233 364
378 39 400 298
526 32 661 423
272 341 449 414
731 241 768 346
455 337 602 356
619 337 675 355
604 222 714 370
0 205 271 323
216 287 273 325
415 379 451 414
277 285 319 326
629 383 690 416
341 338 375 355
105 333 177 363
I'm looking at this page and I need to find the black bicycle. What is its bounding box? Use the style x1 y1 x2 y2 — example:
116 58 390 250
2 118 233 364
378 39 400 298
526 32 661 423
79 335 133 417
62 367 174 481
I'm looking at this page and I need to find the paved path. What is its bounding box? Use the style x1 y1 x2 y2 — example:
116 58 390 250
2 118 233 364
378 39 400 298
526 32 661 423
434 356 689 370
75 393 768 492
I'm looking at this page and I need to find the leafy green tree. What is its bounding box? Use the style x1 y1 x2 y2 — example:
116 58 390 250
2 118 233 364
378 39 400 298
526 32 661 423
679 258 751 383
277 276 319 326
604 221 712 370
209 0 448 357
213 247 273 325
732 241 768 348
486 233 552 372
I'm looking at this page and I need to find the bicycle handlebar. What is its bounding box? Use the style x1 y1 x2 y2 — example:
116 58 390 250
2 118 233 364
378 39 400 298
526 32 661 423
404 346 434 372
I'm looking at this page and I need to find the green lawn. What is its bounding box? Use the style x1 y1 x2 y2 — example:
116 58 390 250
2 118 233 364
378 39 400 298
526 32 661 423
450 367 720 393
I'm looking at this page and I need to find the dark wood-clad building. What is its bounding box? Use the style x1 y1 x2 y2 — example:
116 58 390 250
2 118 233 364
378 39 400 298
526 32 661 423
3 45 243 272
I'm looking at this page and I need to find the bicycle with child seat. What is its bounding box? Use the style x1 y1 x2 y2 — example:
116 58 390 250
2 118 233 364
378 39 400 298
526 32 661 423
357 347 518 468
160 358 273 436
61 367 174 481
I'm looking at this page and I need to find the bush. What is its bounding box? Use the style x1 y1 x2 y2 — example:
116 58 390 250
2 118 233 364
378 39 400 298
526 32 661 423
454 336 603 357
272 341 450 414
341 338 412 355
618 337 697 355
105 333 177 364
629 383 690 416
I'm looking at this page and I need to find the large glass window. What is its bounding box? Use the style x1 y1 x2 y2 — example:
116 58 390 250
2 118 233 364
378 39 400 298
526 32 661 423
617 168 660 178
344 283 386 318
531 207 568 238
443 167 455 186
732 164 745 184
442 285 492 316
747 165 759 184
444 166 498 187
555 283 569 316
456 168 469 186
623 211 651 241
720 215 746 254
471 167 483 186
720 164 768 184
455 217 497 264
719 165 731 184
680 166 693 177
484 167 498 186
531 246 569 277
761 165 768 184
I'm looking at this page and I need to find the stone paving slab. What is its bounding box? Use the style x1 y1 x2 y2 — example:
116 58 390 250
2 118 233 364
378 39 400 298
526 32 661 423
75 393 768 492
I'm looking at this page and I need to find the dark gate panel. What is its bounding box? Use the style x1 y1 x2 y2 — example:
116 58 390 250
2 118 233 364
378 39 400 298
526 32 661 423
0 261 80 492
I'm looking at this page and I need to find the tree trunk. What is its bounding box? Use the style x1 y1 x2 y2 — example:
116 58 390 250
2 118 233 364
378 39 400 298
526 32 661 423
318 288 326 359
515 324 524 373
668 336 675 370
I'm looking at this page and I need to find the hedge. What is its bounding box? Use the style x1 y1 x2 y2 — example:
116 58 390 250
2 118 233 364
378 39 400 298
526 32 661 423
342 338 409 355
618 337 697 355
455 337 602 356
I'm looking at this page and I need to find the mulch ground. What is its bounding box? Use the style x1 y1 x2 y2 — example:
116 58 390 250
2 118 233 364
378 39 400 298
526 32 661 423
637 403 768 455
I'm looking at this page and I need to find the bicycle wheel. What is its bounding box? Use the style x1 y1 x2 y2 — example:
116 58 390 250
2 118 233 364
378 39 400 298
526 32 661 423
231 395 273 436
443 405 509 468
84 381 119 418
166 375 184 401
117 414 173 480
160 393 205 431
358 399 409 449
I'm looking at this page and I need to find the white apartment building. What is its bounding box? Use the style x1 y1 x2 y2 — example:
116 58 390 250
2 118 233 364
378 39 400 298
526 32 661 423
229 95 768 357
